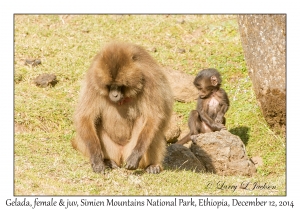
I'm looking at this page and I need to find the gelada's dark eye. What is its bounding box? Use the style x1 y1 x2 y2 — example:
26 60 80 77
132 54 138 61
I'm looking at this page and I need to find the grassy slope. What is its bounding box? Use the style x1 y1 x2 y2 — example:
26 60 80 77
14 15 285 195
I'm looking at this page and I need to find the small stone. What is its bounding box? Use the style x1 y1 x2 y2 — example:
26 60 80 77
34 73 57 88
177 48 186 54
25 59 41 67
177 19 185 24
250 156 264 168
151 47 157 53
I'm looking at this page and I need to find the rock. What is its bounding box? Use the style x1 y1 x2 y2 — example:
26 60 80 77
34 73 57 88
14 74 23 84
25 59 41 67
163 144 206 172
177 19 185 24
151 47 157 52
165 114 181 143
177 48 186 53
238 15 286 133
190 130 256 176
164 68 198 102
251 156 263 168
15 123 27 134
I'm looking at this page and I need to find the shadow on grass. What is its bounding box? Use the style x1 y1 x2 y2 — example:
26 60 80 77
163 143 214 174
229 126 250 145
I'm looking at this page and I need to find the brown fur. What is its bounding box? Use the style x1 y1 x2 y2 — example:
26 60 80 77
176 68 229 145
72 42 173 174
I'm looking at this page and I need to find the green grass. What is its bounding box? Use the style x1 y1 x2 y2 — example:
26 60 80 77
14 14 285 195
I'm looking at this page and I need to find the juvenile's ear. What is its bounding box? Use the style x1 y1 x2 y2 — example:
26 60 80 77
211 75 218 86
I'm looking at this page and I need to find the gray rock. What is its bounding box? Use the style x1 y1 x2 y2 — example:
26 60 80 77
164 68 198 103
190 130 256 176
165 114 181 143
34 73 57 88
163 144 206 172
251 156 264 168
25 59 41 67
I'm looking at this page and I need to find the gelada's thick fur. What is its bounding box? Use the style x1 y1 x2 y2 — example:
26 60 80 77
72 42 173 173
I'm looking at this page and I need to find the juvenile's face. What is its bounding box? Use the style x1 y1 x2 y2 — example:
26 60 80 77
194 77 215 99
